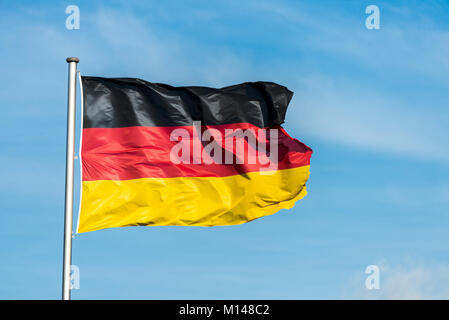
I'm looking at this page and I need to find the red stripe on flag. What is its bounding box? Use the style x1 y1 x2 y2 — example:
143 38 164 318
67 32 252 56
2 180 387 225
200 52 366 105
81 123 312 181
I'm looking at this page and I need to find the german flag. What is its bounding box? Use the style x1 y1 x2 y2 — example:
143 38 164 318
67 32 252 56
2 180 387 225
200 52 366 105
77 77 312 233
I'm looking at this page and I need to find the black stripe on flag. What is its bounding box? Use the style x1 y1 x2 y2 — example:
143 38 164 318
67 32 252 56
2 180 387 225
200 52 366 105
81 76 293 129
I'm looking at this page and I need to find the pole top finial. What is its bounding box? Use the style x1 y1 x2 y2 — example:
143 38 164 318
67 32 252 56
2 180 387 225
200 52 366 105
66 57 80 63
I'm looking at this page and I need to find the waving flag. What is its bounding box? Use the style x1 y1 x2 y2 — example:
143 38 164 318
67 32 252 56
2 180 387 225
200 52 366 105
77 77 312 233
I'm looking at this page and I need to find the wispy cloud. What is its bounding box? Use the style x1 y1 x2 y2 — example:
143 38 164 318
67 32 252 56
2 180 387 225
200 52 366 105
290 74 449 163
251 1 449 163
344 262 449 299
255 0 449 80
81 7 251 86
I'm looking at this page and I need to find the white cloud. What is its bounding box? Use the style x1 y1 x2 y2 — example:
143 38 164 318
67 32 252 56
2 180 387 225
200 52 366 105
82 8 250 86
345 262 449 299
255 1 449 81
253 1 449 163
289 74 449 163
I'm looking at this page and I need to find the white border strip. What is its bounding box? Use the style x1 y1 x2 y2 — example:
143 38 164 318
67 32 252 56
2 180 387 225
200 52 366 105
75 71 84 234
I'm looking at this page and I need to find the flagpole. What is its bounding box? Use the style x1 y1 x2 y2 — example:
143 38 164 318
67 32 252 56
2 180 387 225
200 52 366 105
62 57 79 300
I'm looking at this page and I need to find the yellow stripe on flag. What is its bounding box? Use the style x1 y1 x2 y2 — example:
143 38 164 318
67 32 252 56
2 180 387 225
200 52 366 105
78 166 310 233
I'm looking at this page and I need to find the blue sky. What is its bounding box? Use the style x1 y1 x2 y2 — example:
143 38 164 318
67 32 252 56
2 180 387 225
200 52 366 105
1 0 449 299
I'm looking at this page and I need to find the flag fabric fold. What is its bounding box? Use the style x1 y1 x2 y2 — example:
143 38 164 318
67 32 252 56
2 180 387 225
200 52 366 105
77 77 312 233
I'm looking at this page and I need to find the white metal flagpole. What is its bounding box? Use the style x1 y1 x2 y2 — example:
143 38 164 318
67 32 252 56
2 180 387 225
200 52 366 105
62 57 79 300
